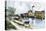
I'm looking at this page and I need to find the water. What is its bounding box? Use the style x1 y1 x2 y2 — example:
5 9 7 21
34 19 45 28
22 18 45 28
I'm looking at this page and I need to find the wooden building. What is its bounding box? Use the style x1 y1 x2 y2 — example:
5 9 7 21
35 11 45 19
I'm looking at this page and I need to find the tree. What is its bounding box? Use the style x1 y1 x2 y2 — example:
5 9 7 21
6 7 16 16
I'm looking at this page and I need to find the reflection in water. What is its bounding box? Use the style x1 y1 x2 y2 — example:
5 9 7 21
35 19 45 28
22 18 45 28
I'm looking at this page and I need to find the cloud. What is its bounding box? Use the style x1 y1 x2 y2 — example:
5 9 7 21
7 0 45 15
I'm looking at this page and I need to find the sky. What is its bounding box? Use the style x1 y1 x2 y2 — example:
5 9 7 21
7 0 46 15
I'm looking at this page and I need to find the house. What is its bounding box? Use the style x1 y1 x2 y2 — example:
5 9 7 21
28 10 33 16
35 11 45 19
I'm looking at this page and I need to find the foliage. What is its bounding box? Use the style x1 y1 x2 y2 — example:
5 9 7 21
6 7 16 16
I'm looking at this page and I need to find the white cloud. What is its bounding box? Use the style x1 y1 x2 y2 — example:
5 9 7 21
7 0 46 15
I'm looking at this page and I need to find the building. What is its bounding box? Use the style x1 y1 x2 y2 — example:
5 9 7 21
35 11 45 19
28 10 33 16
